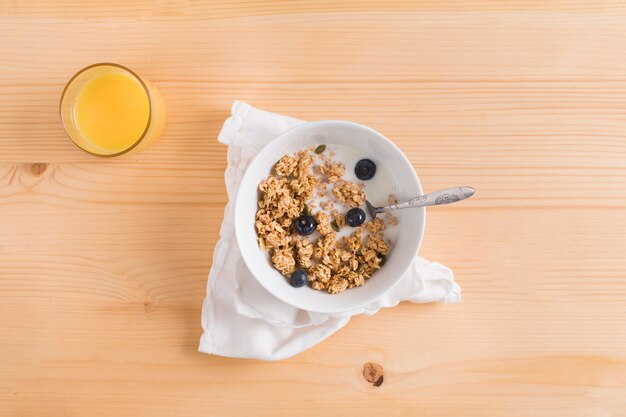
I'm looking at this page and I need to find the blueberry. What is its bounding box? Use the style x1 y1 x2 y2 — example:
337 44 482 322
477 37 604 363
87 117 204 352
355 159 376 180
346 208 366 227
293 215 317 235
290 269 308 288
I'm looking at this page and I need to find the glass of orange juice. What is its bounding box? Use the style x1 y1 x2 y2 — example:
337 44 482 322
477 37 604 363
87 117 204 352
60 63 165 157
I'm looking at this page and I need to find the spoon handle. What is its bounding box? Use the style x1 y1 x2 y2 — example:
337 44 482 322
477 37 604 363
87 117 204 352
379 186 475 212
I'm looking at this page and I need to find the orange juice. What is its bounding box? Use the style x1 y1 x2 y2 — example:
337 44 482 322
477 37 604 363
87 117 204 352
60 63 165 157
74 71 150 153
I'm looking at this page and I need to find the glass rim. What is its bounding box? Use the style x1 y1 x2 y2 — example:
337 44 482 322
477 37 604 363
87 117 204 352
59 62 153 158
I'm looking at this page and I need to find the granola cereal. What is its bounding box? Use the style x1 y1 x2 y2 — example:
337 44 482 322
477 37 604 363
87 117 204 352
367 235 389 255
316 211 333 236
335 217 345 230
320 201 334 211
294 238 314 268
332 181 366 207
385 194 399 226
318 160 346 184
275 155 298 177
331 209 346 229
271 247 296 276
343 231 363 253
385 212 398 226
309 264 331 290
328 276 349 294
255 145 397 294
366 218 385 235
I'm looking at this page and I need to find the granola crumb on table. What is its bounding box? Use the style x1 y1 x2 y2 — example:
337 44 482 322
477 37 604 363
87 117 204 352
255 146 395 294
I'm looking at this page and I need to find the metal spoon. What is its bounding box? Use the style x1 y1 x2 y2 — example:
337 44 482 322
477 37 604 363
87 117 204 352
366 186 475 219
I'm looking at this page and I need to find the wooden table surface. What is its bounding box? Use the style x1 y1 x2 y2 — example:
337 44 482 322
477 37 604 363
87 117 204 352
2 1 626 416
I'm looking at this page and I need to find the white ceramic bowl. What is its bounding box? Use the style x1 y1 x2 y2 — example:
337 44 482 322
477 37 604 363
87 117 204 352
235 120 425 313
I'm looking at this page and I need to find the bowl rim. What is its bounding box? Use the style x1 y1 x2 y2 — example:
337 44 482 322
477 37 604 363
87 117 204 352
234 119 426 313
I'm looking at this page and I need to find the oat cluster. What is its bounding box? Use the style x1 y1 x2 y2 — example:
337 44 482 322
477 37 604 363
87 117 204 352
255 147 396 294
332 181 366 207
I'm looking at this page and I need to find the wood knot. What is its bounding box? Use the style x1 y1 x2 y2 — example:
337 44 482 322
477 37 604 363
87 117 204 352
143 299 159 313
29 163 47 176
362 362 384 387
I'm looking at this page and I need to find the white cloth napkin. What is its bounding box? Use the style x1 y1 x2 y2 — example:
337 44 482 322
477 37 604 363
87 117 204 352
199 101 461 361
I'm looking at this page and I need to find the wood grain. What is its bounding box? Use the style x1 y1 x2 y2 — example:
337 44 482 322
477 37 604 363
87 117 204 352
2 1 626 416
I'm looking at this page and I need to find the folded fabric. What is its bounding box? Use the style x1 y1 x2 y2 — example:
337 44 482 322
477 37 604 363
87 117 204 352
199 101 461 361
